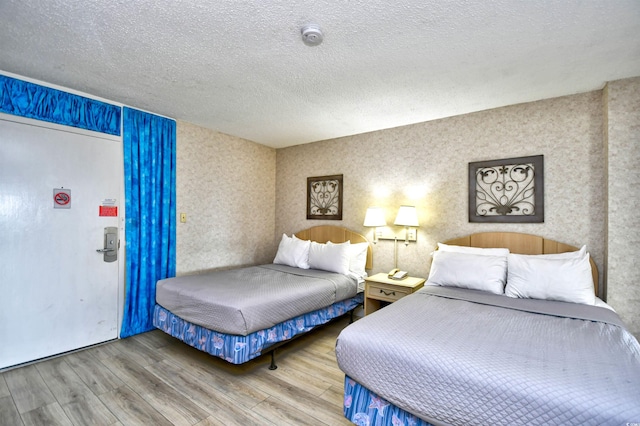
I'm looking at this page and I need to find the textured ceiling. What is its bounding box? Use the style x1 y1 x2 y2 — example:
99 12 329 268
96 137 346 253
1 1 639 148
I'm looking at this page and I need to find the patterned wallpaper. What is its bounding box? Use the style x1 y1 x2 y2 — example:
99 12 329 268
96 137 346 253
276 91 606 289
175 79 638 336
176 120 276 275
605 77 640 337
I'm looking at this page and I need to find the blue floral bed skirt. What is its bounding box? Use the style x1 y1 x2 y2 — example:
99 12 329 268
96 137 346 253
343 376 434 426
153 292 363 364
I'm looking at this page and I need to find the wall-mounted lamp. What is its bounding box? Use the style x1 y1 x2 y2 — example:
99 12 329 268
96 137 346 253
363 207 387 243
394 205 419 246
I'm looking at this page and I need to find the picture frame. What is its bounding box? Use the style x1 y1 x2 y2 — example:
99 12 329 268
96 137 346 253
307 174 343 220
469 155 544 223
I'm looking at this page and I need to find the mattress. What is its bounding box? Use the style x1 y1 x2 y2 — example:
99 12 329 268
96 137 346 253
156 263 357 336
336 286 640 426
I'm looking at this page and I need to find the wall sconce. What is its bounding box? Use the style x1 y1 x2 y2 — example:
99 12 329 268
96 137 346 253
394 205 419 246
363 207 387 243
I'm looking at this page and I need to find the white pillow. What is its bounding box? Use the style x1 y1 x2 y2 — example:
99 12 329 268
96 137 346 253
273 234 311 269
308 241 351 275
328 240 369 278
505 251 595 305
426 250 507 295
437 242 510 257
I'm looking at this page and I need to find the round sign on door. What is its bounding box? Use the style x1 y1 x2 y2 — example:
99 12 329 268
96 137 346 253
53 188 71 209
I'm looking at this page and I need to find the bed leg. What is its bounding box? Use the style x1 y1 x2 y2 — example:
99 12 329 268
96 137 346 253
349 304 361 323
268 350 278 370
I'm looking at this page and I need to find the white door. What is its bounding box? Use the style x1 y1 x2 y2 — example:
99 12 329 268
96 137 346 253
0 117 121 369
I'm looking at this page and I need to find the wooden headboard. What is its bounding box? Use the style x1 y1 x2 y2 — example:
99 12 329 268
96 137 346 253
443 232 598 295
295 225 373 270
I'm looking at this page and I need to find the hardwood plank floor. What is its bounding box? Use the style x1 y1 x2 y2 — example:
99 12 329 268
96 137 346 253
0 315 355 425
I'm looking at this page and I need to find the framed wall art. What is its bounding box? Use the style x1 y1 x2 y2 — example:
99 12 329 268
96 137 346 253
469 155 544 223
307 174 343 220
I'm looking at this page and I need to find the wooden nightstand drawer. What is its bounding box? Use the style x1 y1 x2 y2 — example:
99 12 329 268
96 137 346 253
364 273 426 315
366 282 411 302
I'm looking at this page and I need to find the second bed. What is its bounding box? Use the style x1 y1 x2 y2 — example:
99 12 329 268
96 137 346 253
153 225 371 367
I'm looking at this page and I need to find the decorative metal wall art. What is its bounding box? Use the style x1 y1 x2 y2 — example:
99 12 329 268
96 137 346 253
469 155 544 223
307 174 343 220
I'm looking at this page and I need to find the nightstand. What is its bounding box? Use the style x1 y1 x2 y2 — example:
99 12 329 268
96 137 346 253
364 273 426 315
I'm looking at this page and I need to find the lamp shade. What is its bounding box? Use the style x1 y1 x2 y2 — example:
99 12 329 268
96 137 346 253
394 205 419 227
363 207 386 227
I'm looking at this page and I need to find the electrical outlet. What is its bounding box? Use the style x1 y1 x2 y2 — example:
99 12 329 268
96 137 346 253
180 213 187 223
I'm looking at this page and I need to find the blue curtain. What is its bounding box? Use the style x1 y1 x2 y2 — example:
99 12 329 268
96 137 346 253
121 107 176 338
0 74 120 135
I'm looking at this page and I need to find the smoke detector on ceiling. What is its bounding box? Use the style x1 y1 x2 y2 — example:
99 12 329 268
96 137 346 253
301 24 323 46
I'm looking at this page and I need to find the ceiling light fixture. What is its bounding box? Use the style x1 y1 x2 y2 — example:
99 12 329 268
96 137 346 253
301 24 323 46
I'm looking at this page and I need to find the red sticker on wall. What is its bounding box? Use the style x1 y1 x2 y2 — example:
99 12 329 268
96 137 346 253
99 206 118 217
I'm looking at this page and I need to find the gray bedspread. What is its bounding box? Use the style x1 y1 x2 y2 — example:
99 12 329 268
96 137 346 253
336 286 640 426
156 264 357 336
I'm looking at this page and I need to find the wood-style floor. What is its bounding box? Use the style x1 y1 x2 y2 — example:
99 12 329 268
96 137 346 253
0 316 355 426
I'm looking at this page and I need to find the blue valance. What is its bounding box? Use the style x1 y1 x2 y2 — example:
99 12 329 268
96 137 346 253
0 74 121 136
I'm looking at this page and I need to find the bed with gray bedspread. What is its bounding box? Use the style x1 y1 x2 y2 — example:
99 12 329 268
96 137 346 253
157 263 357 335
154 263 361 366
336 286 640 426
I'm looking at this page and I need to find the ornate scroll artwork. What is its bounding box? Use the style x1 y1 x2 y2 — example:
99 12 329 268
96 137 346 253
307 174 343 220
469 155 544 223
